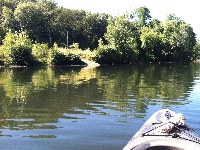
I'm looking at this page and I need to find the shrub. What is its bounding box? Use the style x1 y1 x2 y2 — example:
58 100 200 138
2 30 34 66
1 32 85 66
49 43 84 66
10 45 35 66
51 52 84 66
32 43 49 65
94 46 121 64
120 48 137 64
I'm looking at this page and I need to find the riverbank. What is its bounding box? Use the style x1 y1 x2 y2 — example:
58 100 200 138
81 59 100 67
59 48 100 67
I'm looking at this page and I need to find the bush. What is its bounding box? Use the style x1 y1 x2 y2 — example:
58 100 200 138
120 48 137 64
49 43 84 66
10 45 35 66
32 43 49 65
94 46 121 64
51 52 84 66
1 31 86 66
2 30 34 66
50 52 85 66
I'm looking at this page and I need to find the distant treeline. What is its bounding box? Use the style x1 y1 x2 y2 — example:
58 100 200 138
0 0 109 49
0 0 200 65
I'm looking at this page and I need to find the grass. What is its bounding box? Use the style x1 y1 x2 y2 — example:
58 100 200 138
58 47 96 61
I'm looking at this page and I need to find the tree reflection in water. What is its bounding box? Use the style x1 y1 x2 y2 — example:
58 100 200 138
0 63 199 131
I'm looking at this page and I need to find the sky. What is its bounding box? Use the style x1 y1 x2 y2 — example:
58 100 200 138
54 0 200 39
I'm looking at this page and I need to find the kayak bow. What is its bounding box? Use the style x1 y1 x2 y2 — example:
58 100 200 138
123 109 200 150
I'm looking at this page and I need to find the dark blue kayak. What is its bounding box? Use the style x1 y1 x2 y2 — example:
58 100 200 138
123 109 200 150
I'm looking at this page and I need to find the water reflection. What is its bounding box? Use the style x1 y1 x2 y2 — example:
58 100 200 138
0 63 199 139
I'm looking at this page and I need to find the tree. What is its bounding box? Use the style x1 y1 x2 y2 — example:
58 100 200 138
1 6 19 32
36 0 58 46
14 2 43 41
2 30 34 66
53 9 108 49
130 6 152 27
104 15 139 63
162 15 196 61
1 0 108 49
139 19 164 61
81 12 109 49
14 0 59 46
0 0 37 12
140 26 164 61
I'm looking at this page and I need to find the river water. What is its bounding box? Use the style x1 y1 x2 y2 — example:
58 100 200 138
0 62 200 150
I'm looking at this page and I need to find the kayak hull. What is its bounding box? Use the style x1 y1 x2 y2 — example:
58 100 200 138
123 109 200 150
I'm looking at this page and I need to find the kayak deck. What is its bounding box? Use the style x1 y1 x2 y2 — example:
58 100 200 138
123 109 200 150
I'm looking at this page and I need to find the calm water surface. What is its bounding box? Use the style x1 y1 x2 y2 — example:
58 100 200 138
0 63 200 150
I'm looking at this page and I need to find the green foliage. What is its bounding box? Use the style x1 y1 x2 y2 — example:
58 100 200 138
95 45 137 64
140 26 164 61
104 16 139 62
9 45 34 66
14 0 58 45
80 12 109 49
1 6 19 32
2 30 34 66
1 2 199 64
1 34 85 66
99 10 198 63
162 17 196 61
130 6 152 27
139 15 197 62
95 46 121 64
48 43 84 66
51 52 84 66
191 40 200 60
32 43 49 65
7 1 109 49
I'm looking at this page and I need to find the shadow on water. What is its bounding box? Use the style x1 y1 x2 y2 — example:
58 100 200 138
0 62 200 149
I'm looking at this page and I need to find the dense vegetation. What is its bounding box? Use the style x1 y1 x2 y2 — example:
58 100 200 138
95 9 198 64
0 0 199 66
